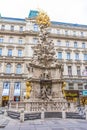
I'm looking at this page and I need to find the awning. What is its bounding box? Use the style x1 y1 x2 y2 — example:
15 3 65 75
2 89 9 96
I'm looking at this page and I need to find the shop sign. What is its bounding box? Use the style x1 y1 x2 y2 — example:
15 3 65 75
83 90 87 96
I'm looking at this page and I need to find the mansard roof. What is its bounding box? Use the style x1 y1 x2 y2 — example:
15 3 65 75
0 10 87 28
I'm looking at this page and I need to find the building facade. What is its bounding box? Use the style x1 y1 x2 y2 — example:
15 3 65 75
0 10 87 106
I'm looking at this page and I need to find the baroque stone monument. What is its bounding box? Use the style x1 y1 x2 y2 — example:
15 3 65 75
26 10 67 111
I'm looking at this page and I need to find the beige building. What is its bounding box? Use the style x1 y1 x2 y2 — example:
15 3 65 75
0 10 87 106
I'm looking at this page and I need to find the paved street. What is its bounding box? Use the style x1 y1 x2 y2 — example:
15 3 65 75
0 114 87 130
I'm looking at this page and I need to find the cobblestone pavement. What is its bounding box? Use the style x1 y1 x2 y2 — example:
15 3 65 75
0 114 87 130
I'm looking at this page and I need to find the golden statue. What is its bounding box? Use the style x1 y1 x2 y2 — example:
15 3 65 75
36 9 50 28
25 81 32 99
62 82 66 97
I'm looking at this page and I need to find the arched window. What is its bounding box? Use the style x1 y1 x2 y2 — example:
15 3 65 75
6 64 11 74
16 64 22 74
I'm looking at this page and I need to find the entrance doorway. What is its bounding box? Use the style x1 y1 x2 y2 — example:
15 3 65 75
14 96 20 102
2 96 9 107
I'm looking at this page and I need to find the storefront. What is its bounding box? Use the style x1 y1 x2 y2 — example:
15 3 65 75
65 90 79 103
14 82 20 102
2 82 10 106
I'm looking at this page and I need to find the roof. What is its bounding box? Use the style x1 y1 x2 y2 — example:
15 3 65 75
0 10 87 28
0 16 25 22
51 21 87 28
28 10 39 18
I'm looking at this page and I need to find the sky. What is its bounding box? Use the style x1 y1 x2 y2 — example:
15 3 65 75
0 0 87 25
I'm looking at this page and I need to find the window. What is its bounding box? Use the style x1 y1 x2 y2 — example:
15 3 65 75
0 37 3 43
58 52 62 59
66 41 69 47
75 53 79 60
65 30 68 35
84 85 87 89
1 25 5 30
84 54 87 61
81 32 84 37
33 38 38 44
19 26 23 32
6 64 11 74
82 42 85 48
74 42 78 48
73 31 76 36
77 66 81 76
3 82 10 89
0 48 2 56
10 25 14 31
14 82 21 89
56 40 61 46
67 52 71 60
33 24 38 32
78 84 83 90
68 83 74 90
18 50 22 57
18 38 22 44
8 49 12 56
68 66 72 76
9 37 13 43
16 64 22 74
57 29 60 34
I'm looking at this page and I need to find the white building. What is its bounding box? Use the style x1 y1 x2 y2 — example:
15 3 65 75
0 10 87 106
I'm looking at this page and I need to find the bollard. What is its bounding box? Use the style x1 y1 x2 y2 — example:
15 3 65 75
4 106 8 116
62 110 66 119
20 110 24 122
86 111 87 120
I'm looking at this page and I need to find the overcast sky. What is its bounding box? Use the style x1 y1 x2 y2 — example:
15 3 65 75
0 0 87 25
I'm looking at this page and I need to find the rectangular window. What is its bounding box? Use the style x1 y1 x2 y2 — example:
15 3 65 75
33 38 38 44
57 29 60 34
18 50 22 57
68 66 72 76
66 41 69 47
58 52 62 59
67 52 70 60
3 82 10 89
56 40 61 46
68 83 74 90
1 25 5 30
8 49 12 56
74 42 78 48
14 82 20 89
65 30 68 35
33 24 38 32
84 85 87 89
82 43 85 48
0 48 2 56
77 66 81 76
19 26 23 32
16 64 22 74
0 37 3 43
9 37 13 43
10 25 14 31
73 31 76 36
18 38 22 44
81 32 84 37
78 84 83 90
84 54 87 61
75 53 79 60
